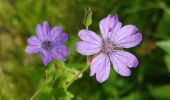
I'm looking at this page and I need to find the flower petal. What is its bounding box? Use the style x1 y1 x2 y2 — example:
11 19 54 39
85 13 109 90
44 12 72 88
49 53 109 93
36 24 45 41
78 29 102 45
40 51 52 66
91 53 110 83
50 45 68 61
99 15 121 40
43 21 50 39
109 21 122 40
58 45 69 56
25 45 41 54
112 50 138 68
75 41 101 56
50 26 62 40
36 21 50 41
90 53 105 76
50 26 68 44
112 25 137 43
57 32 68 43
115 33 142 48
109 51 131 76
54 45 69 56
27 36 41 46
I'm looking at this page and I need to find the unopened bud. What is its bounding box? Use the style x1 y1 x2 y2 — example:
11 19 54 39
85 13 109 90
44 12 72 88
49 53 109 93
84 7 92 30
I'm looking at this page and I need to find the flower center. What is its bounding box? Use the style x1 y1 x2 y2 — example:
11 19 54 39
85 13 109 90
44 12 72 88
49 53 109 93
42 41 52 50
102 40 114 53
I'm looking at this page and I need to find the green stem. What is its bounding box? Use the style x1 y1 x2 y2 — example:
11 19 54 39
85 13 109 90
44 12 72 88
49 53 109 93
65 8 90 89
86 26 88 30
29 69 48 100
66 65 89 89
29 79 47 100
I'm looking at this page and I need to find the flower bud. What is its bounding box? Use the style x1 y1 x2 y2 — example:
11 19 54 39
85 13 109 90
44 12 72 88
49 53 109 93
84 7 92 29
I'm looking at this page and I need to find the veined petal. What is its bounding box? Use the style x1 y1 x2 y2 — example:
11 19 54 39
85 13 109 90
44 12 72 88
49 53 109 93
36 24 45 41
115 33 142 48
112 25 137 43
75 41 101 56
36 21 50 41
109 22 122 40
90 53 105 76
27 36 41 46
57 32 68 43
54 45 69 56
25 45 41 54
111 50 138 68
43 21 50 38
109 51 131 76
78 29 102 45
50 26 62 41
92 53 110 83
58 45 69 56
50 26 67 44
99 15 121 40
50 46 67 61
40 51 52 66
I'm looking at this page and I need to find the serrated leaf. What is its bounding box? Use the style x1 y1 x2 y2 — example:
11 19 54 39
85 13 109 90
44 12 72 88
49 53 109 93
156 40 170 54
52 77 73 100
52 62 82 100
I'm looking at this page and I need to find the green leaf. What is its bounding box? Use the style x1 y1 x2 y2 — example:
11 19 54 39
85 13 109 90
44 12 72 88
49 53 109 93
155 11 170 39
149 85 170 99
164 55 170 72
156 40 170 54
158 1 170 16
52 62 82 100
52 78 73 100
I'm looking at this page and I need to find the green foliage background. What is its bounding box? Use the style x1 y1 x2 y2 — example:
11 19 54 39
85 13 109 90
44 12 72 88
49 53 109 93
0 0 170 100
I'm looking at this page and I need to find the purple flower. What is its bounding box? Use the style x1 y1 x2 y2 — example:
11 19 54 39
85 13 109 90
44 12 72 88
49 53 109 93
75 15 142 83
25 21 69 66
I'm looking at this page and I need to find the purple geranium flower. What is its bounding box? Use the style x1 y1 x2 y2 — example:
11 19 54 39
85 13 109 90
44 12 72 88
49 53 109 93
75 15 142 83
25 21 69 66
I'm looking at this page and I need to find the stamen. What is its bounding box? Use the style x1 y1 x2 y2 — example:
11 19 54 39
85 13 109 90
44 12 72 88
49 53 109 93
42 41 52 50
102 40 114 53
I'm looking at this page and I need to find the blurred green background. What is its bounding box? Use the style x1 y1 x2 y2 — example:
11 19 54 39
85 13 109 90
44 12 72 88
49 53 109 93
0 0 170 100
